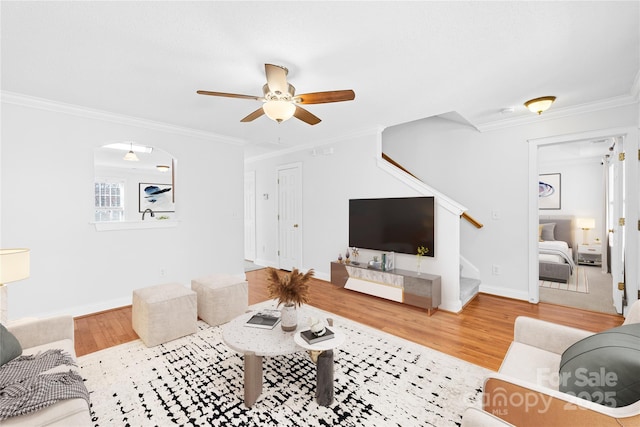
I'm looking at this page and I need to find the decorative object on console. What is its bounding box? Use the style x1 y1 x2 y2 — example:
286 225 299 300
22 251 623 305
344 248 350 264
384 251 395 271
576 217 595 245
368 256 381 270
351 247 359 265
416 246 429 275
337 253 343 263
266 267 314 331
0 248 30 324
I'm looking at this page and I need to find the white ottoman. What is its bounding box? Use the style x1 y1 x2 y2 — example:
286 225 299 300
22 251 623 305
191 274 248 326
132 283 197 347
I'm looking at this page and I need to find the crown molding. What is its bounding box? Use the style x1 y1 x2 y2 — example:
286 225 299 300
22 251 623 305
0 91 245 146
475 94 639 133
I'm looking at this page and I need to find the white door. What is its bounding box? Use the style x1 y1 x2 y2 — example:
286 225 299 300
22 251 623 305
244 171 256 261
610 137 625 313
277 164 302 270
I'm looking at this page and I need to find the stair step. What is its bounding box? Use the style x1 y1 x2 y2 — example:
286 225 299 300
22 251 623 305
460 276 480 306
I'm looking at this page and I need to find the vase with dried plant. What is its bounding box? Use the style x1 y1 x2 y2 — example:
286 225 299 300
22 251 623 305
266 267 314 331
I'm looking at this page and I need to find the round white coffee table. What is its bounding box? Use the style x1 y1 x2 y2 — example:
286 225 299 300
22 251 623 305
222 305 344 407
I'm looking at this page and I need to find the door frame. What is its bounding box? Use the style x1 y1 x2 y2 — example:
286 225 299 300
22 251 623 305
527 126 638 314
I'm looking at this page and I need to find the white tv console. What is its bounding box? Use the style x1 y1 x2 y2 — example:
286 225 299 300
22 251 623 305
330 261 441 315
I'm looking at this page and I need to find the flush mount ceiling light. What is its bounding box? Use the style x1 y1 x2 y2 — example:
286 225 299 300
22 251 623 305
123 142 139 162
524 96 556 115
156 165 170 172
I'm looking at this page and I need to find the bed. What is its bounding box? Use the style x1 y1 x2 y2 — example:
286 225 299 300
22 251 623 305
539 217 576 283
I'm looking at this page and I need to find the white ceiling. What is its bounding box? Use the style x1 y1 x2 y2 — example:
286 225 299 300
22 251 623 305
2 1 639 158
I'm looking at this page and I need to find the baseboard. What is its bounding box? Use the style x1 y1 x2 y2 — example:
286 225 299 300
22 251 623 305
478 284 529 302
26 296 133 320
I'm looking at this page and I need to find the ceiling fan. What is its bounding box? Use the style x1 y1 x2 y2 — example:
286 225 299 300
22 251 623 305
197 64 355 125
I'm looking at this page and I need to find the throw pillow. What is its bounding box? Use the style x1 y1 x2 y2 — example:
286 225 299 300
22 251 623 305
0 323 22 366
538 225 544 242
559 323 640 407
540 223 556 241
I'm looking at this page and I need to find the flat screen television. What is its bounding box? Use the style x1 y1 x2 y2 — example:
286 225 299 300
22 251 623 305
349 196 435 256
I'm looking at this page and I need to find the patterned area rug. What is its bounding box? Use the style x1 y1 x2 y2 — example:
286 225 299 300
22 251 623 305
79 303 490 426
539 266 589 293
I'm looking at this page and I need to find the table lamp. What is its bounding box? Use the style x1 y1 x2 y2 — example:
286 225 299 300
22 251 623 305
576 218 595 245
0 248 30 324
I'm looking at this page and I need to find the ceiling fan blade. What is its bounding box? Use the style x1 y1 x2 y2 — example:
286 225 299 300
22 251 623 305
293 105 321 125
240 107 265 122
265 64 289 95
294 90 355 104
197 90 261 101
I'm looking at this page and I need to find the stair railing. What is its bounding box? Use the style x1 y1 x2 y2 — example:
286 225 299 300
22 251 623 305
381 153 484 229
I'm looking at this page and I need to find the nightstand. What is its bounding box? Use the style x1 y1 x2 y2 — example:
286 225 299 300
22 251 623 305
577 244 602 266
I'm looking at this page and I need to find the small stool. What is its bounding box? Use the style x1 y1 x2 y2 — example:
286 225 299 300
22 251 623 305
132 283 197 347
191 274 248 326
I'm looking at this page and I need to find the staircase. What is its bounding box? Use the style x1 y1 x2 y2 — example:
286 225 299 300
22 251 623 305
379 151 483 312
460 276 481 307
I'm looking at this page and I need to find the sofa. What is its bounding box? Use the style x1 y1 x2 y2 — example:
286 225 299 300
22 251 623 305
463 301 640 426
2 316 91 426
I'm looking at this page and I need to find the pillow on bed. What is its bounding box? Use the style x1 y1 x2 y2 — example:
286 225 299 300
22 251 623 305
538 225 544 242
540 222 556 241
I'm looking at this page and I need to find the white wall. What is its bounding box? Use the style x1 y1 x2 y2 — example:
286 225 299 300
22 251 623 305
246 130 465 312
538 157 604 246
1 99 245 320
382 104 638 302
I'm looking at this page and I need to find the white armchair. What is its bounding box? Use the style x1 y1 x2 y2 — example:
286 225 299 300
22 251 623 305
463 300 640 427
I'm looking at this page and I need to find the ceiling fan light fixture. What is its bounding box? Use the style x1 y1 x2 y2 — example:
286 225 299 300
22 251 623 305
262 100 296 123
524 96 556 115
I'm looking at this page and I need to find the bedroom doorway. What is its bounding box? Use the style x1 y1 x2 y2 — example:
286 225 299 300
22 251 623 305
529 128 636 316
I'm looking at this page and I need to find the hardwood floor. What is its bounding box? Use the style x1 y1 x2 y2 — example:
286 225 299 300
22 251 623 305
74 268 624 371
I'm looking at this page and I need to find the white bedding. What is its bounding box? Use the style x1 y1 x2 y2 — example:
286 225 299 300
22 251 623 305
539 240 575 272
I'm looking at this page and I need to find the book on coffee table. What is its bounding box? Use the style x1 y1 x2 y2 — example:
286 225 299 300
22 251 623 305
245 310 281 329
300 327 335 344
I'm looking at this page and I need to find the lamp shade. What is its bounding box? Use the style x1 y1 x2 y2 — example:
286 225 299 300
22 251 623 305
263 100 296 123
576 218 595 230
0 248 30 284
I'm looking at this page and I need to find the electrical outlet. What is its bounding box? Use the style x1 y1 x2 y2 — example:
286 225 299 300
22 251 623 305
160 269 166 276
492 265 501 275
